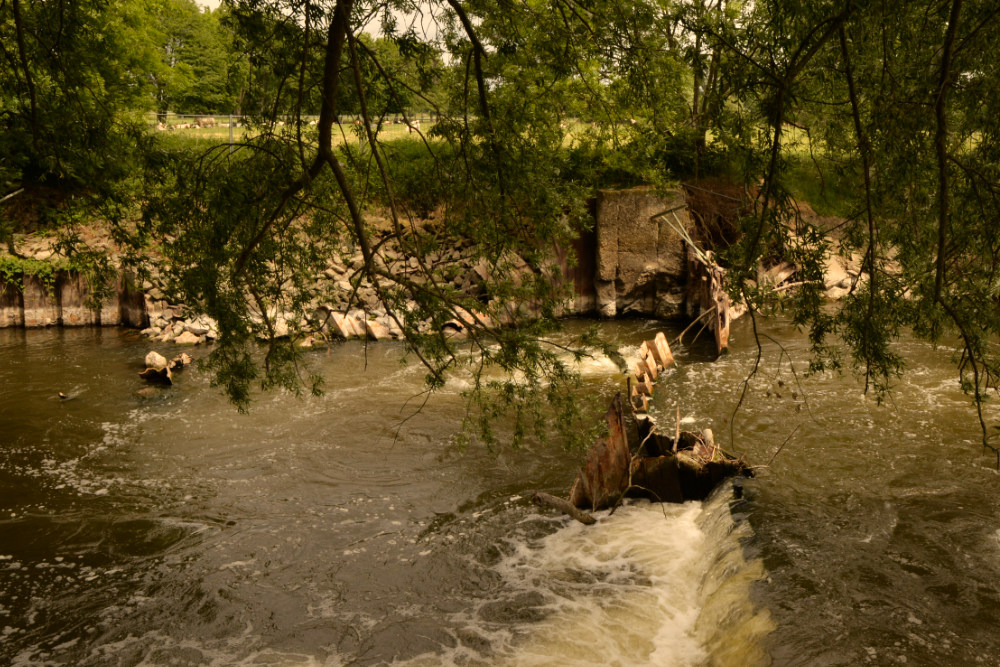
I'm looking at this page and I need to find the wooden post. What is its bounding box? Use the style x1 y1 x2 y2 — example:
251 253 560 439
686 254 735 356
634 358 657 382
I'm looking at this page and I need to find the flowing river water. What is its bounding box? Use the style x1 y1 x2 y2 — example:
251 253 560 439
2 318 1000 666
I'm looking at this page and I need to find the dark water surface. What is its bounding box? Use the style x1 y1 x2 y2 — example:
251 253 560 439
1 321 998 665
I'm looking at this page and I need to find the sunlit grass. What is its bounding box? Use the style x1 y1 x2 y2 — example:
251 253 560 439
148 115 858 219
151 118 437 150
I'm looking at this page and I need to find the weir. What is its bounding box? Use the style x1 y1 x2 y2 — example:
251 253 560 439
2 310 998 664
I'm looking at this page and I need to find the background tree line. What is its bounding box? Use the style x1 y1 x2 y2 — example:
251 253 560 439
0 0 441 194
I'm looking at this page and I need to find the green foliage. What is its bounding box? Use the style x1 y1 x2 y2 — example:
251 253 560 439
367 137 455 217
782 153 857 219
0 255 60 292
0 0 159 189
561 138 658 190
151 1 235 115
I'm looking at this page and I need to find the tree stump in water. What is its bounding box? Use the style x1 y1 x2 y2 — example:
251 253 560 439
628 422 748 504
568 393 632 512
564 395 748 516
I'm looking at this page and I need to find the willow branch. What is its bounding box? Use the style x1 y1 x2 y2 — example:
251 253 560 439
839 26 878 393
445 0 506 199
233 0 354 278
11 0 39 154
934 0 962 304
744 7 851 267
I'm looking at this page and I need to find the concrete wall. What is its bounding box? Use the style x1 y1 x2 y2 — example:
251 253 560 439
57 273 98 326
22 275 61 327
0 281 24 327
0 271 148 328
590 187 694 318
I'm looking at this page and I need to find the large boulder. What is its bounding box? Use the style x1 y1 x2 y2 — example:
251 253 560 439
364 319 391 341
145 351 169 370
141 350 173 384
330 311 362 339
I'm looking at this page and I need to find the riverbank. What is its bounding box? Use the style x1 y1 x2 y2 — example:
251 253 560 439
0 187 865 347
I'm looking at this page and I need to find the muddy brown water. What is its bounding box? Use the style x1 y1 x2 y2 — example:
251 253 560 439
1 319 999 665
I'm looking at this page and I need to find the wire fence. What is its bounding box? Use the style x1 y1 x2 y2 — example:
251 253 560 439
146 112 438 147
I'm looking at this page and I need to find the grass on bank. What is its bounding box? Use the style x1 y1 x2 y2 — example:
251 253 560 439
152 119 436 148
131 116 861 248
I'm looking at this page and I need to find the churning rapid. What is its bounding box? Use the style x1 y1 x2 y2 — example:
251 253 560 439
1 319 999 665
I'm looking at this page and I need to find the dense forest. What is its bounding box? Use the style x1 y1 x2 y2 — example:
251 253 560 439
3 0 1000 453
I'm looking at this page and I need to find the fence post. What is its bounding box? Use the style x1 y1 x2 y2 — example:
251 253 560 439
229 114 233 155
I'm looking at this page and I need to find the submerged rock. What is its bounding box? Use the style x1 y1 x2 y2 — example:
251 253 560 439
139 366 172 385
169 352 192 370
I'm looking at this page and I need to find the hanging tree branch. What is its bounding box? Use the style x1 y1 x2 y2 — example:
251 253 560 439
839 25 880 394
444 0 508 202
933 0 963 304
232 0 355 278
743 7 853 268
11 0 40 155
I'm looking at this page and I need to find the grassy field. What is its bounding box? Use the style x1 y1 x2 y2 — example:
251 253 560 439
148 115 857 219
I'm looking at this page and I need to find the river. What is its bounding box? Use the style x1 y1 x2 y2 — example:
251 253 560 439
1 319 999 665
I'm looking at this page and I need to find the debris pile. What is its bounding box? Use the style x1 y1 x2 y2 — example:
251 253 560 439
533 332 751 525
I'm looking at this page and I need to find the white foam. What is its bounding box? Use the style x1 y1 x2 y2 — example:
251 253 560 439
489 501 710 666
572 353 622 377
395 492 773 667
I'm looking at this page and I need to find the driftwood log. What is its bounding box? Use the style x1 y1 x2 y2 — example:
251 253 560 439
139 366 172 384
532 492 596 525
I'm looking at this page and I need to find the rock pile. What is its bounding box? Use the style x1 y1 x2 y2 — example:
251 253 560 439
132 235 507 347
138 349 193 387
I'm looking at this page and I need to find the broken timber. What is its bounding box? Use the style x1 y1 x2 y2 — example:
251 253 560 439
686 251 735 355
629 331 672 413
532 491 597 525
538 331 750 525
